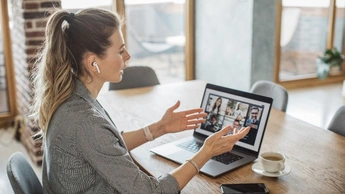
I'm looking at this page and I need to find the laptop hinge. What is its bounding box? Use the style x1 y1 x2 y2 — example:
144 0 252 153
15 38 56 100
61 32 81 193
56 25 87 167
232 145 258 158
192 131 208 142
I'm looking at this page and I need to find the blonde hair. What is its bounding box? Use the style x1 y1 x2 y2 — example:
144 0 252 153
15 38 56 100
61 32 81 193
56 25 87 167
31 8 121 132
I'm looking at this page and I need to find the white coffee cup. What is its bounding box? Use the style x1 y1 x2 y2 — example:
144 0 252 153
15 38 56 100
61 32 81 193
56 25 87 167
260 152 285 173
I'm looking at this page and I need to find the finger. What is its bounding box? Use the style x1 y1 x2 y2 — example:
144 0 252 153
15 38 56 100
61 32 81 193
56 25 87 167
222 127 249 141
216 126 232 137
239 126 250 136
231 126 250 139
233 127 238 134
237 126 246 133
167 100 180 112
186 119 206 125
181 108 204 115
186 112 207 120
185 124 201 130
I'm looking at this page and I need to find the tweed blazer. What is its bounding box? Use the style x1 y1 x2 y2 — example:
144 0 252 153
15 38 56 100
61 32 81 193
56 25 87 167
42 79 180 194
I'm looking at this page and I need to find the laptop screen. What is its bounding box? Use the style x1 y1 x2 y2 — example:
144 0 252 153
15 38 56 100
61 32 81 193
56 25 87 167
195 83 273 153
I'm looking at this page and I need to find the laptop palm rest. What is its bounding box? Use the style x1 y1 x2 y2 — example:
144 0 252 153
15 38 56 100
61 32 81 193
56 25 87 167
150 137 256 177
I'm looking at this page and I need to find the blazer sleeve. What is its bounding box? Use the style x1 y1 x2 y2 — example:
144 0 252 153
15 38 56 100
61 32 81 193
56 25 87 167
75 113 180 194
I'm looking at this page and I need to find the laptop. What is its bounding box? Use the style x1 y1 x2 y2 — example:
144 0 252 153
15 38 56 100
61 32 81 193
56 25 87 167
150 83 273 177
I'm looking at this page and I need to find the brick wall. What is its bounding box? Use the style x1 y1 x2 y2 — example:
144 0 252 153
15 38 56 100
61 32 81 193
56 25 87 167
10 0 61 165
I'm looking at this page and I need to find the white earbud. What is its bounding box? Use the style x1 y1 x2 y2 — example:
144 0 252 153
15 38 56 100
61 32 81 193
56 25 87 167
93 62 100 73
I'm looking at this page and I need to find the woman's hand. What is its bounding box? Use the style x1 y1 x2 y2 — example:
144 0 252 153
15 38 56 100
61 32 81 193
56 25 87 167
159 101 207 135
200 126 250 158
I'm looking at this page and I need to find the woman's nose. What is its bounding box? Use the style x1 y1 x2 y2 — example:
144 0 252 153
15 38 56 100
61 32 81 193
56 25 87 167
124 49 131 61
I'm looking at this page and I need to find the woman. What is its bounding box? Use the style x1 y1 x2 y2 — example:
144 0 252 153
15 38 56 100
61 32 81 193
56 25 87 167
31 8 249 193
225 106 233 116
211 97 222 114
232 103 243 120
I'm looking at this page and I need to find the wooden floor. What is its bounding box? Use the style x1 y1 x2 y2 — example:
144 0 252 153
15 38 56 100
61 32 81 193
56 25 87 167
0 81 344 194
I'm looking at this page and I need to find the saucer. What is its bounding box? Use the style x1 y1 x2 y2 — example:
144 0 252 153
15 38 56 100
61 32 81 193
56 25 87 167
251 162 291 177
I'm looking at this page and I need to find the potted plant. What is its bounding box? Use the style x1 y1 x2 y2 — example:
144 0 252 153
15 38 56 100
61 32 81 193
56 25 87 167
317 47 344 80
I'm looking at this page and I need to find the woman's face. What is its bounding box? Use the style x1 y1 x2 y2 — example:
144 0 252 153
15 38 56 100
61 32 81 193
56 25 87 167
97 29 131 83
216 98 221 106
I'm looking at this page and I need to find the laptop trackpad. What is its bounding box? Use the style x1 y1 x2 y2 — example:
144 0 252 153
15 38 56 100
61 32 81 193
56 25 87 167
167 149 194 164
151 143 194 164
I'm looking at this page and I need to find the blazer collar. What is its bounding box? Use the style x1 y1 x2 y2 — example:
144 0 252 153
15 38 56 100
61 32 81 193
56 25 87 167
73 79 126 148
74 79 101 108
74 79 115 127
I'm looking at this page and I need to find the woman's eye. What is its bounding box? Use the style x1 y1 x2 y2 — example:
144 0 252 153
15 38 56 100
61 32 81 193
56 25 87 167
119 50 124 55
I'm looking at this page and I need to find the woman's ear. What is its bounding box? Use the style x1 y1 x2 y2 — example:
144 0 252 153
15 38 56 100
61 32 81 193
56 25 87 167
85 53 99 74
92 62 100 73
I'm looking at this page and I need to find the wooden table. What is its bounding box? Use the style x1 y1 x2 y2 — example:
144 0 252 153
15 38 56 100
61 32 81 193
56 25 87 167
98 80 345 194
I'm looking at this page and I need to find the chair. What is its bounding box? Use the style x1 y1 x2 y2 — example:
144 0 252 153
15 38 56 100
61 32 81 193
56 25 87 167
109 66 160 90
7 152 44 194
250 80 289 112
327 106 345 137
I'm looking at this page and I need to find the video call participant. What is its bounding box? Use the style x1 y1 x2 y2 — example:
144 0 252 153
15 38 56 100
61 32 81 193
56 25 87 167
227 119 241 135
242 106 262 145
225 106 233 116
202 113 218 132
210 97 222 114
232 103 243 120
232 119 241 130
245 106 260 129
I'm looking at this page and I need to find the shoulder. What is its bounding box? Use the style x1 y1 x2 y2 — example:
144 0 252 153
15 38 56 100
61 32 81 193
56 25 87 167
47 92 121 144
55 95 97 120
49 94 110 134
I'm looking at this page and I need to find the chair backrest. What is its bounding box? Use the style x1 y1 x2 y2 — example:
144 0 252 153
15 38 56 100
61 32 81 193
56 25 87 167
7 152 44 194
327 106 345 137
250 80 289 112
109 66 160 90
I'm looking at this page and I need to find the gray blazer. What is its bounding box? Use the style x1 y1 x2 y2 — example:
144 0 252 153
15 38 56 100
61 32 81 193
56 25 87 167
42 79 180 194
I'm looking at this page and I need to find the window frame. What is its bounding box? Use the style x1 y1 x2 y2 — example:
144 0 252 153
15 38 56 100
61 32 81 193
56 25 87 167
0 0 17 122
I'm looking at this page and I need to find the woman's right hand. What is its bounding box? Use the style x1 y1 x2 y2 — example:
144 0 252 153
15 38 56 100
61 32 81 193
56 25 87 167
200 126 251 158
170 126 250 190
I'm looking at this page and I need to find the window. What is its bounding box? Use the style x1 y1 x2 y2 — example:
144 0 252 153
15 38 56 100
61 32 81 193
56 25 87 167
61 0 112 10
123 0 186 84
277 0 345 87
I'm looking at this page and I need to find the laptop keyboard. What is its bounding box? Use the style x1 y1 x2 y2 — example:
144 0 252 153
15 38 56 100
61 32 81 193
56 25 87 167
176 140 244 165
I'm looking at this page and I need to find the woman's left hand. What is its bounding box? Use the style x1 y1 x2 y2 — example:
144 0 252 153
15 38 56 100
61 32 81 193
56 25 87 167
159 101 207 134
